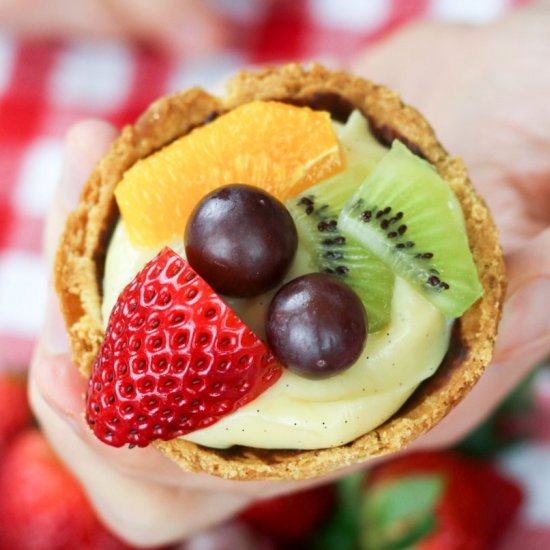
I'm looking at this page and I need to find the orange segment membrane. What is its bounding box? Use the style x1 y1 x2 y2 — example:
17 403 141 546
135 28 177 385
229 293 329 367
115 101 344 248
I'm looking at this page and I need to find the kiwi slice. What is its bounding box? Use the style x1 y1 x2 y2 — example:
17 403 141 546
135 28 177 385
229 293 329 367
288 163 395 332
339 141 483 318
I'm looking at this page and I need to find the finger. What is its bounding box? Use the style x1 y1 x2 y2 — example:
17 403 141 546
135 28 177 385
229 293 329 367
41 120 117 358
31 347 85 428
44 119 118 269
495 226 550 364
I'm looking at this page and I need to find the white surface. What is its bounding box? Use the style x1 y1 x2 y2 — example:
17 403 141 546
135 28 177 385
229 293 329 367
500 443 550 525
168 53 246 95
311 0 391 31
0 33 15 95
48 40 133 111
14 137 64 217
0 251 47 336
429 0 510 23
534 366 550 395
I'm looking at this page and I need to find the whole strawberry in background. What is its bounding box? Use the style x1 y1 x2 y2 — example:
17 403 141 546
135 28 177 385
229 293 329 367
239 483 337 544
0 372 33 452
0 429 135 550
311 451 523 550
359 452 523 550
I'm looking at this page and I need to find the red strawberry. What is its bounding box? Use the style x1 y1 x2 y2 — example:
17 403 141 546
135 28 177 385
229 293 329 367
361 451 523 550
240 484 336 542
87 248 282 447
0 372 32 452
0 429 133 550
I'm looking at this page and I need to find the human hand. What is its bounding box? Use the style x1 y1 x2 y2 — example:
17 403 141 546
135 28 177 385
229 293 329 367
0 0 228 57
29 4 550 546
351 0 550 448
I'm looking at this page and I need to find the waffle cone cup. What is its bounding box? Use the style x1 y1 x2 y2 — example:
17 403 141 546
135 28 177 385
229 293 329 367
54 63 506 480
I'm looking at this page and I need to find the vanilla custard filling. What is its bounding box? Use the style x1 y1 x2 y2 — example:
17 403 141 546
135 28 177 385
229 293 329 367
102 112 453 450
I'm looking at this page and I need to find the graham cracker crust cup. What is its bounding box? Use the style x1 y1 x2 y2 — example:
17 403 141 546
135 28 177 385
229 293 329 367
54 63 506 481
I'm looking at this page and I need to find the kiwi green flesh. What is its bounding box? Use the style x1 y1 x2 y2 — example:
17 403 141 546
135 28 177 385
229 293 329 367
339 141 483 318
288 162 395 332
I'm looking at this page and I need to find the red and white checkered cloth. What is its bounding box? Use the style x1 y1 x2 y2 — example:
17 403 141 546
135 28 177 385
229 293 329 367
1 0 548 545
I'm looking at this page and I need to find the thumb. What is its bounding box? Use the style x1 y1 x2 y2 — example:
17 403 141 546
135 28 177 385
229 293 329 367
494 226 550 366
44 119 118 269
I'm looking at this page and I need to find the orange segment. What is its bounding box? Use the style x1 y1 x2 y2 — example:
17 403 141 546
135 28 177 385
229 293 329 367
115 101 344 248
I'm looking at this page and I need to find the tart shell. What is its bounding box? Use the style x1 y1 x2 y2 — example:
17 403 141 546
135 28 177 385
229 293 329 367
54 63 506 480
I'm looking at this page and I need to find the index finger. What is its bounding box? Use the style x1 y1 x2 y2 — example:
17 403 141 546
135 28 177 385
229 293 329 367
44 119 118 269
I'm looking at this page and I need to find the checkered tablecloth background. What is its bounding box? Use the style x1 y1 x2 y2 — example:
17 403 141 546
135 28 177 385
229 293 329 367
1 0 549 546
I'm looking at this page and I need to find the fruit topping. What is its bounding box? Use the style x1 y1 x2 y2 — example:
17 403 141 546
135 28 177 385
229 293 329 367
185 184 297 297
86 248 282 447
266 273 367 379
288 162 394 332
339 141 483 318
115 101 343 248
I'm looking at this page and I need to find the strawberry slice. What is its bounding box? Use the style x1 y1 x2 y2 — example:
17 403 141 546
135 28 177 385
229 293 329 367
86 248 282 447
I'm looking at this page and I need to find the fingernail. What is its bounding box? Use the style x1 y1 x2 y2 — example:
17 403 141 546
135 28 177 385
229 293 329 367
57 155 84 212
44 120 117 268
57 130 87 212
58 120 118 211
496 277 550 360
43 151 83 266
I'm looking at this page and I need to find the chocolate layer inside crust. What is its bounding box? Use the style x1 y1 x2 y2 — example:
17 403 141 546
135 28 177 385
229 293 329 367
97 90 467 455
